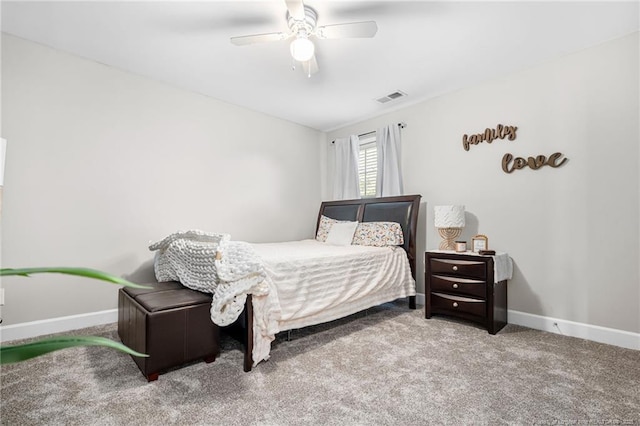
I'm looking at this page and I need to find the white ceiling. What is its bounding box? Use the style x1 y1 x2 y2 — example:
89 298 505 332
2 1 638 132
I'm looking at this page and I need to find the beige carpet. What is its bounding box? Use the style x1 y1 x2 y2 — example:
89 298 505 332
1 303 639 425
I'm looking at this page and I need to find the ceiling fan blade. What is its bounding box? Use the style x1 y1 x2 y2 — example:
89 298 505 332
316 21 378 39
285 0 306 21
230 32 289 46
302 55 319 77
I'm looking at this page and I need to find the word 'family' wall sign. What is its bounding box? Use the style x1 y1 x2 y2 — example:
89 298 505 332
462 123 568 173
462 124 517 151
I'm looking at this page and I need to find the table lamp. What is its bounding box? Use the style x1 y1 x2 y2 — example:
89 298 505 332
434 205 465 250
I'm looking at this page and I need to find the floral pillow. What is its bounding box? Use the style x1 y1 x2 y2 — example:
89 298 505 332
316 215 339 242
352 222 404 247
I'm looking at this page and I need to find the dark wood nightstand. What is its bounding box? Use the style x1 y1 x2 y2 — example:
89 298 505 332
425 251 508 334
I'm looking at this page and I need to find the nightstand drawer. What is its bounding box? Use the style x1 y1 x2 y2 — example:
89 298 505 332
430 258 486 279
431 275 486 298
431 292 486 317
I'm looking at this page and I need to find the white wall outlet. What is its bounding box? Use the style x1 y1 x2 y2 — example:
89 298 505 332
0 288 4 306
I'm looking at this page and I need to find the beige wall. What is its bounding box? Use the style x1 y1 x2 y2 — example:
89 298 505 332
326 32 640 334
2 32 638 336
1 35 322 325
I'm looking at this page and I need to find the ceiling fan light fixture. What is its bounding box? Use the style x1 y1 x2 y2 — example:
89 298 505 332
290 35 315 62
231 1 377 76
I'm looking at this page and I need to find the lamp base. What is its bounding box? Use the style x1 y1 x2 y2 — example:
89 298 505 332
438 228 462 251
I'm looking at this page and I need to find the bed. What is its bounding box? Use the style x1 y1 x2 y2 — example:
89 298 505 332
230 194 422 371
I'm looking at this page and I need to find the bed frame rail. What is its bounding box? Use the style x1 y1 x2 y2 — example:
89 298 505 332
239 195 422 372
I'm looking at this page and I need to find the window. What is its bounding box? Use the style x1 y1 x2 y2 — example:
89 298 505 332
358 135 377 197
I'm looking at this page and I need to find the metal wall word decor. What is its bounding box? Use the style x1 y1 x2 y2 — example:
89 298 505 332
462 124 517 151
501 152 568 173
462 123 569 173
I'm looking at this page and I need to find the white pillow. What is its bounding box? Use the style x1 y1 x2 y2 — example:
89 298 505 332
325 221 359 246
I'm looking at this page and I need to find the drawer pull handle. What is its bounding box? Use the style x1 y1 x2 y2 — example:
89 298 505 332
452 283 459 289
452 302 459 308
452 266 458 271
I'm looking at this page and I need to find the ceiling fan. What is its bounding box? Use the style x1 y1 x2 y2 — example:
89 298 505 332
230 0 378 77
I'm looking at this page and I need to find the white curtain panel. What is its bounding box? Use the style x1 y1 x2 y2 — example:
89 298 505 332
376 124 404 197
332 135 361 200
0 138 6 186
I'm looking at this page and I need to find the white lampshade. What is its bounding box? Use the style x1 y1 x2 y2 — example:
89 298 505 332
434 205 465 228
290 36 315 62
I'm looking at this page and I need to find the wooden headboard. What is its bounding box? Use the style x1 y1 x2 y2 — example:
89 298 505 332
316 195 422 280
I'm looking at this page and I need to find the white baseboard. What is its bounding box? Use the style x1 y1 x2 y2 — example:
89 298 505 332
3 300 638 351
0 309 118 343
507 310 639 351
416 293 638 350
4 295 424 342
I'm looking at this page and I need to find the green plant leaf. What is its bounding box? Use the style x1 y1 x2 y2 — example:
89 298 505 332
0 336 149 364
0 267 151 289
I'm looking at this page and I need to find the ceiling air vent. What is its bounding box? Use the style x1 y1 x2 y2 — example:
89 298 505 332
376 90 407 104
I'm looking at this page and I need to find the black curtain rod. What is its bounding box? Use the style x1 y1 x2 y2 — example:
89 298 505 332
331 122 406 144
358 130 376 138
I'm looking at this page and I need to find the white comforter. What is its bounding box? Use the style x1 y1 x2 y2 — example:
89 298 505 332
249 239 416 366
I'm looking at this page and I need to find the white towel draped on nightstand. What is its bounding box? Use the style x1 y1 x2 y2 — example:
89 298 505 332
491 252 513 283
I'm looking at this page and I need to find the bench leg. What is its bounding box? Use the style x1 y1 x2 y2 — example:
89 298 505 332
409 295 416 309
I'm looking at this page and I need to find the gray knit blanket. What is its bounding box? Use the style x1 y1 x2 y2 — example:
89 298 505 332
149 230 269 326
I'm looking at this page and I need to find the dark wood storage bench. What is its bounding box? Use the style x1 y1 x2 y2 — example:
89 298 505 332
117 281 220 381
